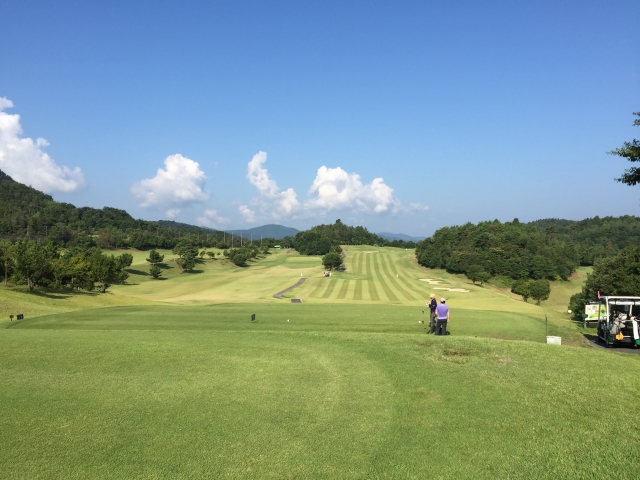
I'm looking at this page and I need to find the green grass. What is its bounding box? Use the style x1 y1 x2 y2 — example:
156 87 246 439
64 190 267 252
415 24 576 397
2 308 640 479
2 246 633 478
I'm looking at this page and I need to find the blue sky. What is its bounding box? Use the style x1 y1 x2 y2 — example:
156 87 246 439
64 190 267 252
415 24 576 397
1 1 638 236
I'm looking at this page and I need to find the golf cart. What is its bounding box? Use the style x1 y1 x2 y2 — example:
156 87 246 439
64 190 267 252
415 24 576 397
596 296 640 348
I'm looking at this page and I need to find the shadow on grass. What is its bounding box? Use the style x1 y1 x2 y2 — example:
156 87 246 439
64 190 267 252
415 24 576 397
127 269 149 276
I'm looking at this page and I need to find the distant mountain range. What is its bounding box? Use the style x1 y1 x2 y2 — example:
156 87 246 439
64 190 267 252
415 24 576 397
376 232 425 242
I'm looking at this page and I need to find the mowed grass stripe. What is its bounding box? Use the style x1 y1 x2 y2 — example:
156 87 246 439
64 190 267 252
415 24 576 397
336 280 350 299
354 279 363 300
364 254 380 301
321 278 339 298
352 253 362 274
371 254 398 302
397 274 430 298
379 254 416 301
309 278 328 298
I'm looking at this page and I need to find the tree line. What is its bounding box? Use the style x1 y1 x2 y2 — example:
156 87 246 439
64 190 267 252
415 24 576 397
569 246 640 321
293 219 416 255
0 239 132 293
0 168 277 250
415 219 579 282
528 215 640 265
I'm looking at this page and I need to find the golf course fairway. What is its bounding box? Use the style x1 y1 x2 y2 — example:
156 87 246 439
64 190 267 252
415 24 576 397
2 247 639 479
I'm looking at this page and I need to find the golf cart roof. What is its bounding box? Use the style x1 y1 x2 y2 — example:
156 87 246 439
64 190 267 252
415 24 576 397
599 296 640 305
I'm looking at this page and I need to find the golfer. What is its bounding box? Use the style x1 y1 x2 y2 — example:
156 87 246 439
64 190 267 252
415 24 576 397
435 298 450 336
426 293 438 334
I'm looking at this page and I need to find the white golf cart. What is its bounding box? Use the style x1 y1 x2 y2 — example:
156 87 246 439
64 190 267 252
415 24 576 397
596 296 640 348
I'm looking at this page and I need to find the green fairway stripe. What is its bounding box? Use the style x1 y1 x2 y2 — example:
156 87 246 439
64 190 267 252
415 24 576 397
371 253 398 302
364 254 380 300
309 278 327 298
336 280 349 299
321 278 339 298
354 279 363 300
397 274 430 298
352 253 361 274
380 254 416 301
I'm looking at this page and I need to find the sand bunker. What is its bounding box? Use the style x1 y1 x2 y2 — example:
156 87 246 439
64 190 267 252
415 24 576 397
362 251 378 253
419 278 445 285
434 287 470 293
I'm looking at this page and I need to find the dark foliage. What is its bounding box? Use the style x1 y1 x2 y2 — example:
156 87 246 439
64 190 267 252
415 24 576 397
415 219 579 281
569 246 640 321
528 216 640 265
294 219 414 255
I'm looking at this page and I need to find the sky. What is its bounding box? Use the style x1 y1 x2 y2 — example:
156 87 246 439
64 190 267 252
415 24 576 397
1 1 639 237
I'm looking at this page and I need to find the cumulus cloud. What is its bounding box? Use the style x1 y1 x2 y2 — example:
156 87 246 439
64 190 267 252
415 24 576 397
409 202 430 212
197 209 230 229
0 97 85 193
307 166 396 213
131 154 209 217
239 205 256 223
245 151 300 220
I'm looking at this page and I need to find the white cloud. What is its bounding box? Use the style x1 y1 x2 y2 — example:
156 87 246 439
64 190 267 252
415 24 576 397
197 209 230 229
131 154 209 217
307 166 396 213
239 205 256 223
409 202 430 212
245 151 300 221
166 208 180 219
0 97 85 193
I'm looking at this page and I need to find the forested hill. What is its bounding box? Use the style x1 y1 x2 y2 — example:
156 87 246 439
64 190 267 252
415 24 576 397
415 219 579 281
293 219 415 254
527 216 640 265
0 169 228 249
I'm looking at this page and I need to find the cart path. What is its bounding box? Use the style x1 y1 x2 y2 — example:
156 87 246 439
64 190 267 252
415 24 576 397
273 278 306 299
583 334 640 355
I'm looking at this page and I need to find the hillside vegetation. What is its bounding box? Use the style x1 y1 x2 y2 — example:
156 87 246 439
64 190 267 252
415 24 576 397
416 219 579 281
529 215 640 265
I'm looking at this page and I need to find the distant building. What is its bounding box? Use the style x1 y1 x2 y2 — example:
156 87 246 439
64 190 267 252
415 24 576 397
274 245 281 249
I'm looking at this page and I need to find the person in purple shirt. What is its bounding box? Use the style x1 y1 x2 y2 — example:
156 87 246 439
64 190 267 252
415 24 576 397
435 298 450 336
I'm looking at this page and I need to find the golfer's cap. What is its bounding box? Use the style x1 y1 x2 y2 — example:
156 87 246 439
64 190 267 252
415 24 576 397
430 293 436 298
440 297 446 302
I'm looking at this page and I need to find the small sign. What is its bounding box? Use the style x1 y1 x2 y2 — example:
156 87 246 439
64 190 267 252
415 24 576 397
251 314 256 322
17 314 24 320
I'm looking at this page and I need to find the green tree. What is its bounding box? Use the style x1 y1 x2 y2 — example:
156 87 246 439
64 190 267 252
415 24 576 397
177 251 197 272
13 239 55 290
569 246 640 321
172 239 198 259
610 112 640 186
0 239 14 286
465 265 484 283
322 252 343 270
529 279 551 305
146 249 164 265
200 250 206 259
149 264 162 279
117 252 133 268
89 249 128 293
476 270 491 286
206 251 216 259
511 279 531 302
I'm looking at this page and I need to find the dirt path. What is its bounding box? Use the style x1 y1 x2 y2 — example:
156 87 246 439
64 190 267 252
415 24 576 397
273 278 306 299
